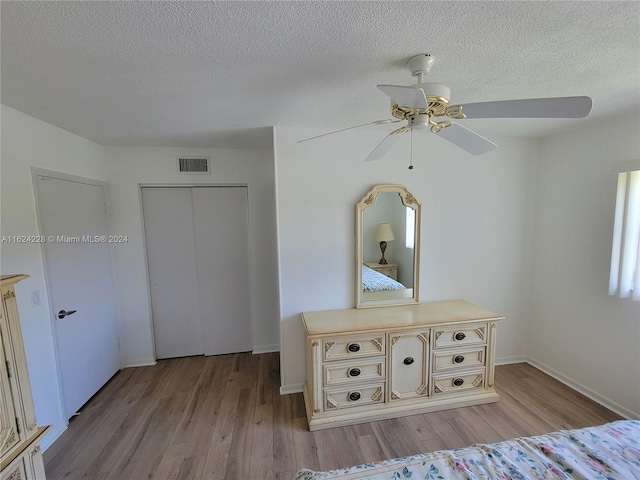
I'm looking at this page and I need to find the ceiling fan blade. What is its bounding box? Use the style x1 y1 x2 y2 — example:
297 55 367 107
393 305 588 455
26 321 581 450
455 96 592 119
377 85 428 109
297 119 402 143
437 123 497 155
364 130 406 162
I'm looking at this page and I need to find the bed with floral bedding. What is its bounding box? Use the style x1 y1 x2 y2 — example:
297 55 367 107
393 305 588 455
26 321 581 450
293 420 640 480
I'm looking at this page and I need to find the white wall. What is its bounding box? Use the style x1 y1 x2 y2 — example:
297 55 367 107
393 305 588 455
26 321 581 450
104 145 280 366
274 126 539 391
0 105 108 449
529 111 640 418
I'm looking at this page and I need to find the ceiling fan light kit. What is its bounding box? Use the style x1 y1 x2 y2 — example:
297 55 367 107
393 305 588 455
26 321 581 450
299 53 593 162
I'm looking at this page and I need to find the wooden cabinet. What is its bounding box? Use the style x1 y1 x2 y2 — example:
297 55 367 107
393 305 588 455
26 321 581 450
388 330 429 402
1 275 50 480
302 300 502 430
364 262 398 281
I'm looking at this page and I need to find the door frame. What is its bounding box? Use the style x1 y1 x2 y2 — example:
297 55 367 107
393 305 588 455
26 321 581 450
138 183 251 361
31 167 123 422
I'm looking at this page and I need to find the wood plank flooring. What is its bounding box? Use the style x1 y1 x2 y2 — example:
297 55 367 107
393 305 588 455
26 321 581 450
43 353 623 480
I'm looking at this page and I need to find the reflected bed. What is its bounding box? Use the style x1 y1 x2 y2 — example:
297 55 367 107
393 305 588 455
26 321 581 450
361 264 406 292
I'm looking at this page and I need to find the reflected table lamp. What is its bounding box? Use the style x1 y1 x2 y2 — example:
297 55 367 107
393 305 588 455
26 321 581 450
374 223 395 265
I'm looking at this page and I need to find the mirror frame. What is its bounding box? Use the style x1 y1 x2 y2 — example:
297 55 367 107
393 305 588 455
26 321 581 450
356 184 421 308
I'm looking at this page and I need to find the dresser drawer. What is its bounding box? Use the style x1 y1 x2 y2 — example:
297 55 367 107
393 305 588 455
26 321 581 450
432 371 485 396
433 323 488 349
432 347 486 373
324 358 385 387
324 383 385 411
323 334 385 361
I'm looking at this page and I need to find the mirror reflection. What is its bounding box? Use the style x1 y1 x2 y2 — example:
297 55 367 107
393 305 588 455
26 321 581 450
356 185 421 308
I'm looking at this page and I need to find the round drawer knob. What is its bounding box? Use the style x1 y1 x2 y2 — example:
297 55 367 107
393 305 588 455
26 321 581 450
453 378 464 387
347 343 361 353
454 355 465 364
349 391 361 401
403 357 414 365
455 332 466 341
349 368 361 377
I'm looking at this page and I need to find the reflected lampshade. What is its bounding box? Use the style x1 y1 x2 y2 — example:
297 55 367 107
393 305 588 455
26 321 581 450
374 223 395 242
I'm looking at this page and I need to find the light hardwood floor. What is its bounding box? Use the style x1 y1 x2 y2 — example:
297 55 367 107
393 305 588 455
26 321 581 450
43 353 622 480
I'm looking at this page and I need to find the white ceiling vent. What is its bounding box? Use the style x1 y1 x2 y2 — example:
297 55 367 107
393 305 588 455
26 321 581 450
177 157 211 174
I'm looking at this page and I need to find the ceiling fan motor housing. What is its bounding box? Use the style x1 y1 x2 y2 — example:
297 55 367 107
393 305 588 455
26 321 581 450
391 82 452 120
420 82 451 114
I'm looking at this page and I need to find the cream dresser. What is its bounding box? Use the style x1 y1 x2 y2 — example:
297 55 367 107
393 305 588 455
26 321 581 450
302 300 502 430
1 275 50 480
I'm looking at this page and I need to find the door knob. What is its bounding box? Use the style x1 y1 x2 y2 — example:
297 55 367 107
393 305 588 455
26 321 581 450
58 309 77 319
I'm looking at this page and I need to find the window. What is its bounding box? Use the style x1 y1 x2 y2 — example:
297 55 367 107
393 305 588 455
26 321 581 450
405 207 415 249
609 163 640 301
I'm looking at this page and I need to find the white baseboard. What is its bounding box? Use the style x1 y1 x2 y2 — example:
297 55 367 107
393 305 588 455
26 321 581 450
40 423 67 452
123 358 157 368
280 383 304 395
495 355 528 365
526 357 639 420
253 344 280 354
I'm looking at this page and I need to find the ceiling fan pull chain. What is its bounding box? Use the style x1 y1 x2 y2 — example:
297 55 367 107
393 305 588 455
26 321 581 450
409 122 414 170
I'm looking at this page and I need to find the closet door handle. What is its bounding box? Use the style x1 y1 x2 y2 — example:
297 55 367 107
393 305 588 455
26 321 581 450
58 309 77 319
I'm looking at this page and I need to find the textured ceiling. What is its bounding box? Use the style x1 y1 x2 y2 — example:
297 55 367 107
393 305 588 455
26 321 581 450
1 1 639 149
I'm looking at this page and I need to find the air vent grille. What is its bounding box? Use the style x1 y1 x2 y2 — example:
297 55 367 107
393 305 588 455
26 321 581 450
178 157 210 174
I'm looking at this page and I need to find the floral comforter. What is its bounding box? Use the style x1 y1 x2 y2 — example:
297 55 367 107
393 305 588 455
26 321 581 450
293 420 640 480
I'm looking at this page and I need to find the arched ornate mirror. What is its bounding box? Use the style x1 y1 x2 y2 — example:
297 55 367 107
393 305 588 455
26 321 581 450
356 184 421 308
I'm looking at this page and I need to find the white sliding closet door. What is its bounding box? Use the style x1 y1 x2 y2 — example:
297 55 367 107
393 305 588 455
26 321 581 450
192 187 252 355
142 186 252 359
142 188 203 358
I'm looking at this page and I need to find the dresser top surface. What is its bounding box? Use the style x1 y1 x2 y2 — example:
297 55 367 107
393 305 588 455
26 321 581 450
302 300 503 336
0 274 29 286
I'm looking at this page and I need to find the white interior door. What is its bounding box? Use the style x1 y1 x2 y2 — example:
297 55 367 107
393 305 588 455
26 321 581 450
34 172 120 419
142 186 252 359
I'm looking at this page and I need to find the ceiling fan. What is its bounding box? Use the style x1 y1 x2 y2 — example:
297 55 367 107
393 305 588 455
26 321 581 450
299 54 592 162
